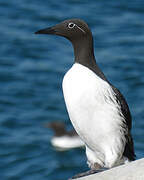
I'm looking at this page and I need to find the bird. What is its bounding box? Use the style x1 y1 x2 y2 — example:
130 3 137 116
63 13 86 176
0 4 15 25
45 121 84 150
35 19 135 178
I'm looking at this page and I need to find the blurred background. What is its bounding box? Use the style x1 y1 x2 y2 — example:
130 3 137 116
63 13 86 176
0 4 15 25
0 0 144 179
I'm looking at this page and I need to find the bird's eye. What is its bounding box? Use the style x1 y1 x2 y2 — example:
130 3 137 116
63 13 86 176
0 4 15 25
68 22 75 29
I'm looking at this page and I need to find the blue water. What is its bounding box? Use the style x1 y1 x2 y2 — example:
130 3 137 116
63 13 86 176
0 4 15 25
0 0 144 179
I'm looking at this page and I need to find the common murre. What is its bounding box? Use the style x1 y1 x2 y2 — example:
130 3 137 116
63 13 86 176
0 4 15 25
35 19 135 178
46 121 84 150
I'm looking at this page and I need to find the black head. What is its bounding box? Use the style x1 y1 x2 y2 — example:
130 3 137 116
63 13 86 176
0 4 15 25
35 19 92 42
35 19 95 65
35 19 107 82
46 121 67 137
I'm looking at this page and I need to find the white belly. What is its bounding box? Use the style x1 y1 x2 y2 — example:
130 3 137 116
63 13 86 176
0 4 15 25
62 63 126 167
51 136 84 151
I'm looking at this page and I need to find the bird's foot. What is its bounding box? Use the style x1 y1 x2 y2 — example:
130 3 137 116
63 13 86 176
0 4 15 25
69 168 106 179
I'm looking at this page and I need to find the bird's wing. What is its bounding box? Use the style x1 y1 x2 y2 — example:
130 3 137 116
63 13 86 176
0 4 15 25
111 85 136 160
111 85 132 130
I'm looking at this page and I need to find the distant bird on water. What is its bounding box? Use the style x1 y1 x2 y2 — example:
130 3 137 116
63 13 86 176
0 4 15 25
45 121 84 150
35 19 135 178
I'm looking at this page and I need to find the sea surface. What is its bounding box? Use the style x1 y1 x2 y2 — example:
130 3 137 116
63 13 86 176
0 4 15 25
0 0 144 179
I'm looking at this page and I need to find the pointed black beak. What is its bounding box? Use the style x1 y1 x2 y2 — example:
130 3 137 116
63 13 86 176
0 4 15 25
35 27 56 35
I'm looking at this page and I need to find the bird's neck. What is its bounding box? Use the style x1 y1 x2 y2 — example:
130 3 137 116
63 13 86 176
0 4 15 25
54 128 67 137
72 36 96 67
71 36 107 81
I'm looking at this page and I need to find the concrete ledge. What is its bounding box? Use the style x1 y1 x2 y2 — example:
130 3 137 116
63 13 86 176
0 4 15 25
76 158 144 180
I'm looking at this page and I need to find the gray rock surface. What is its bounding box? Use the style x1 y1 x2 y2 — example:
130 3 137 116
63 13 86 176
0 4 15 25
76 158 144 180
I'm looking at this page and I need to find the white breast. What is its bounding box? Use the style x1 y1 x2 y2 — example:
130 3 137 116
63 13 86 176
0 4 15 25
62 63 126 167
51 136 84 151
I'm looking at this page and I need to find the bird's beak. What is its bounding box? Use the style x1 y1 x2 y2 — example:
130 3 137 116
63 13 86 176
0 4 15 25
35 26 56 35
35 23 67 38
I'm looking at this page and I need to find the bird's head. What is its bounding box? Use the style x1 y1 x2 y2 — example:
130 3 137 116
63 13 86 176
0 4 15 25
35 19 92 43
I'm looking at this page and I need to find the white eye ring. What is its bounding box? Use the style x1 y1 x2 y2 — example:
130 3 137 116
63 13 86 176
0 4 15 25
68 22 75 29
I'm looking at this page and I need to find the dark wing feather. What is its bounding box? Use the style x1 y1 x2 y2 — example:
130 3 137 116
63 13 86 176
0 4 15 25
112 86 132 130
112 85 136 160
